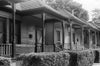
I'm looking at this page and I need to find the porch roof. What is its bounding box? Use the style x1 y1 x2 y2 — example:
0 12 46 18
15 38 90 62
15 0 72 20
5 0 98 30
89 22 100 30
88 22 99 30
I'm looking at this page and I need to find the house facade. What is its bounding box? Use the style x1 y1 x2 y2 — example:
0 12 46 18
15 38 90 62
0 0 100 57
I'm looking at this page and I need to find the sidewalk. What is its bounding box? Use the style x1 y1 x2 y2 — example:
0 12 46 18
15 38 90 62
93 63 100 66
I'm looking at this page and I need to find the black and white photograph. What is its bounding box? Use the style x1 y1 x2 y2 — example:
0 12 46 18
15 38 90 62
0 0 100 66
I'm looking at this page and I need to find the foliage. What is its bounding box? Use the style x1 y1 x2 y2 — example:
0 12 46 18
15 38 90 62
63 50 94 66
0 57 11 66
45 0 89 21
77 50 94 66
16 50 94 66
92 9 100 22
16 52 70 66
93 49 100 63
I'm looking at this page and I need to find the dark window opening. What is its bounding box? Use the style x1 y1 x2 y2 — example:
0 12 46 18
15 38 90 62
56 30 61 42
73 33 75 44
9 19 21 44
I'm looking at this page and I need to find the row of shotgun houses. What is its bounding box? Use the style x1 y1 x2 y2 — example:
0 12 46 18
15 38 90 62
0 0 100 58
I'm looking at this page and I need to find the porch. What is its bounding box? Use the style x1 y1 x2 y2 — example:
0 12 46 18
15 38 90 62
0 0 100 58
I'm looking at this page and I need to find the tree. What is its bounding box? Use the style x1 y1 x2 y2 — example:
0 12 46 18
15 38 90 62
92 9 100 22
92 9 100 19
45 0 89 21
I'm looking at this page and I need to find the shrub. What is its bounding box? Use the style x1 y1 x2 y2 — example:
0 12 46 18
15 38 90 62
93 49 100 63
77 50 94 66
0 57 11 66
64 50 94 66
68 51 77 66
16 52 70 66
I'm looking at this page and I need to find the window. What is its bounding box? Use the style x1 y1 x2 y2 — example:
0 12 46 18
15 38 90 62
56 30 61 42
84 30 88 44
73 33 75 44
92 32 95 44
37 29 42 44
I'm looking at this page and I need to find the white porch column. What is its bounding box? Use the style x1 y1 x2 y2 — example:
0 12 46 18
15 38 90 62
97 31 99 47
61 21 65 50
70 23 73 50
42 13 46 52
81 26 84 50
95 31 97 48
88 29 91 49
6 18 9 44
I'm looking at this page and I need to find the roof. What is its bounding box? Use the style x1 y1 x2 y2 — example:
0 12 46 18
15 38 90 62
4 0 99 30
15 0 73 20
88 22 99 30
94 22 100 29
15 0 88 24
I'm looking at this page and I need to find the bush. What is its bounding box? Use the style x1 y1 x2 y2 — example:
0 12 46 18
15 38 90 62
77 50 94 66
93 49 100 63
64 50 94 66
0 57 11 66
16 52 70 66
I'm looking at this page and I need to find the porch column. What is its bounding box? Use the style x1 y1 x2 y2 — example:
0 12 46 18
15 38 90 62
81 26 84 50
95 31 97 48
70 23 73 50
53 23 55 52
88 29 91 49
97 31 99 47
12 3 16 58
42 13 45 52
6 18 9 44
61 21 65 50
35 27 37 52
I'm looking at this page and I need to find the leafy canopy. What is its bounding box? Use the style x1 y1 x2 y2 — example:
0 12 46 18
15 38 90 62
45 0 89 21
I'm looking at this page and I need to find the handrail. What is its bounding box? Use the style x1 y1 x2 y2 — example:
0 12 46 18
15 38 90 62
0 44 12 57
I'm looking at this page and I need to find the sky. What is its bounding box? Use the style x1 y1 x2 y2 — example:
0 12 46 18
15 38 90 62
73 0 100 21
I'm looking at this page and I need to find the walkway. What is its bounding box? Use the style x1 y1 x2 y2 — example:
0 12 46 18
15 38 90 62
93 63 100 66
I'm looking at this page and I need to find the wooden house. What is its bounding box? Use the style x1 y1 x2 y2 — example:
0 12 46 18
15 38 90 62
0 0 100 58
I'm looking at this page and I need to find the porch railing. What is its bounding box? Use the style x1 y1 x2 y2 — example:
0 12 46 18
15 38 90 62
0 44 12 57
